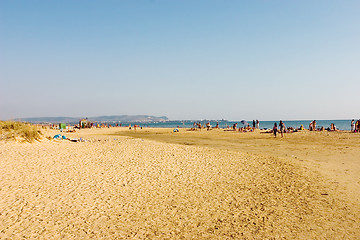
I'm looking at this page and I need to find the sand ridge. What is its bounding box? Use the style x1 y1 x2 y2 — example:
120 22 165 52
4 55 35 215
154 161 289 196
0 129 360 238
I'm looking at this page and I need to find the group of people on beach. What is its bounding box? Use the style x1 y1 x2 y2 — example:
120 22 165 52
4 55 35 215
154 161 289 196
308 120 360 132
272 120 287 138
270 119 360 137
309 120 335 132
188 119 360 136
228 120 260 132
192 121 220 131
191 120 261 132
63 119 360 133
273 120 324 137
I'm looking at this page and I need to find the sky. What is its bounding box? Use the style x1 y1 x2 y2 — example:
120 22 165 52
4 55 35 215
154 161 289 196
1 0 359 121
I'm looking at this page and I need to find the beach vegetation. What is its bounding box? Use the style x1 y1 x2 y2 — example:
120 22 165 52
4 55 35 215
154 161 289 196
0 121 42 142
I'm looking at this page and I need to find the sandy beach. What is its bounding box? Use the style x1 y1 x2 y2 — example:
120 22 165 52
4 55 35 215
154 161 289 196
1 127 360 239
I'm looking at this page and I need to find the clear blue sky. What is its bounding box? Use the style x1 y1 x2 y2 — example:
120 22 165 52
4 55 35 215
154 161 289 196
1 0 359 120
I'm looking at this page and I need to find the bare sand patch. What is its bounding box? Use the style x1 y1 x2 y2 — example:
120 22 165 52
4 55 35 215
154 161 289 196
114 128 360 204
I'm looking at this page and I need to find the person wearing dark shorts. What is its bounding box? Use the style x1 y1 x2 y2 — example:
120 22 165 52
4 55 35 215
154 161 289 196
273 123 278 138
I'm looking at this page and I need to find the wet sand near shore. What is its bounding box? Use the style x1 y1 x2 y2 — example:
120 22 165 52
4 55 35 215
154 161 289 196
1 127 360 238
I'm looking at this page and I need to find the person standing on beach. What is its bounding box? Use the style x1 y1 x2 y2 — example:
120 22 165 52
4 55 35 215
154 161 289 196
256 120 259 129
197 122 202 131
253 120 256 128
279 120 286 137
309 121 313 131
273 123 278 138
351 119 355 132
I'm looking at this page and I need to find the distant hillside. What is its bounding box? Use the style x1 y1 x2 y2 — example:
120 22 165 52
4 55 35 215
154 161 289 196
15 117 78 124
15 115 168 124
89 115 168 122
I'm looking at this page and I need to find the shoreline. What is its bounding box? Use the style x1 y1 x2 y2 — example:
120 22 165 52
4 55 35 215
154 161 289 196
30 118 357 131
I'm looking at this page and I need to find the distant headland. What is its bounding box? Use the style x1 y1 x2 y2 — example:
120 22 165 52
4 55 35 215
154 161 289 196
12 115 169 124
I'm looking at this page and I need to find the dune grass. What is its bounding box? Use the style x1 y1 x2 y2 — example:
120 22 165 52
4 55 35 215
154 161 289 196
0 121 42 142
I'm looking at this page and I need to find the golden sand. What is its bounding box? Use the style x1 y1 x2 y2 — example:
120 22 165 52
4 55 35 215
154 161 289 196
1 127 359 239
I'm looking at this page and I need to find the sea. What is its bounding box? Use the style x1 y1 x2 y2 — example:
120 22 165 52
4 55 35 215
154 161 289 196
111 119 354 131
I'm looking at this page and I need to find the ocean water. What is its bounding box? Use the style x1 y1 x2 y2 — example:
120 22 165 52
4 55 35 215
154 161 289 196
115 119 354 131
